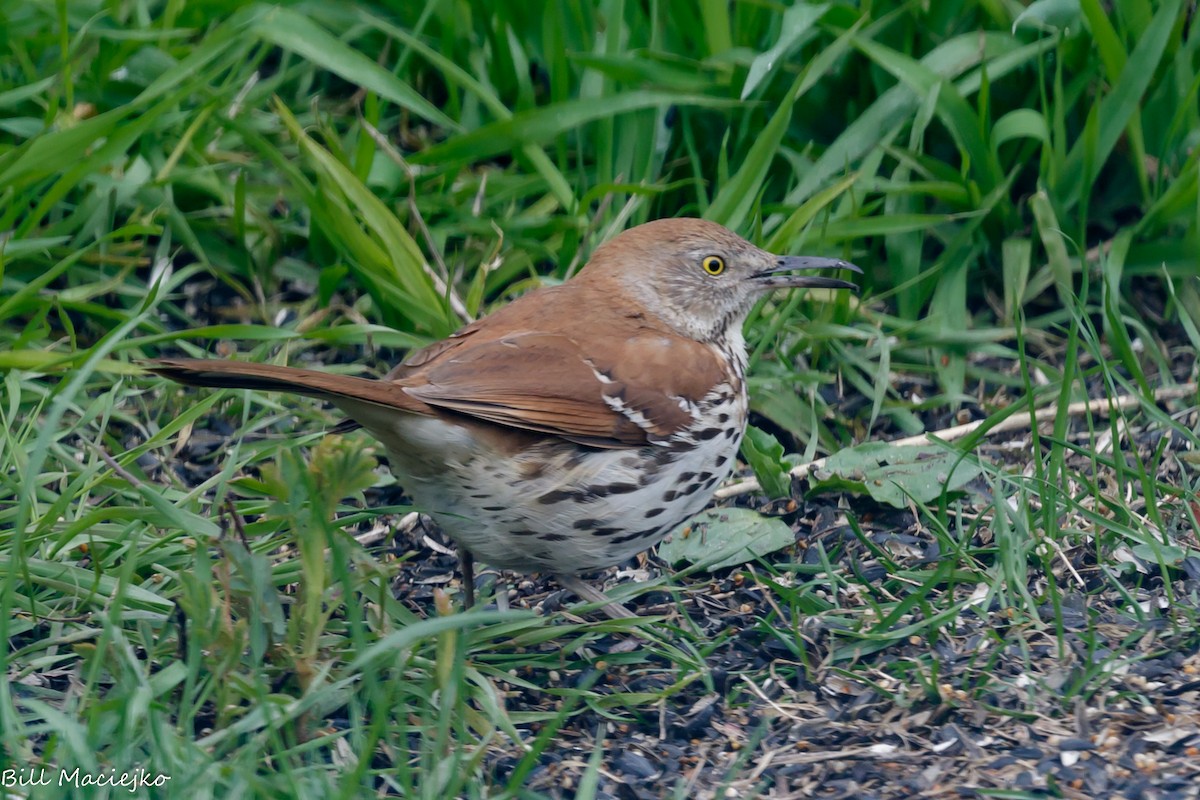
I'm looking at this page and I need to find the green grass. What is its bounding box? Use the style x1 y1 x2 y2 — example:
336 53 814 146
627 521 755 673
2 0 1199 797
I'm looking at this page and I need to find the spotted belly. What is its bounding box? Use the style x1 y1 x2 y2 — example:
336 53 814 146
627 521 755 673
388 395 747 574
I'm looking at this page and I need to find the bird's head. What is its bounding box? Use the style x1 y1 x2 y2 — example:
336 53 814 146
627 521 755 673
578 218 860 345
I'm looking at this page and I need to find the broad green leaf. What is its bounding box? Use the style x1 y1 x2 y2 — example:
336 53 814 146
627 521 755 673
1130 543 1194 567
658 508 795 572
781 33 1054 213
813 443 983 508
740 425 791 499
570 53 714 92
0 108 129 189
992 109 1051 150
0 351 137 374
766 173 859 253
358 9 576 210
699 0 733 57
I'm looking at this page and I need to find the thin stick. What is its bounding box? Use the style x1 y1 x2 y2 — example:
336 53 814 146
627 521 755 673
715 383 1198 500
96 447 144 489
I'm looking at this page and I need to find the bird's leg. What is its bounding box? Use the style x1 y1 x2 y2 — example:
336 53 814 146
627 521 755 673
555 573 637 620
460 548 475 610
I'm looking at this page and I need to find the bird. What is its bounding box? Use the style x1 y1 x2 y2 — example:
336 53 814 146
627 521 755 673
148 218 859 618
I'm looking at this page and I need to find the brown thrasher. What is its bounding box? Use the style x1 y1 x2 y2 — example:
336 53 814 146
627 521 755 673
149 218 858 617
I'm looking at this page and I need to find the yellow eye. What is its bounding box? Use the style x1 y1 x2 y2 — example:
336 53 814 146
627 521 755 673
701 255 726 276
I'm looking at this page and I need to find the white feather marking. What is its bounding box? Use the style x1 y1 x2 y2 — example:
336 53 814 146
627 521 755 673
586 361 616 385
602 393 654 432
672 394 700 420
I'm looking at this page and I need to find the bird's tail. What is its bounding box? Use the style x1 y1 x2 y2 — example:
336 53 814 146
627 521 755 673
144 358 424 416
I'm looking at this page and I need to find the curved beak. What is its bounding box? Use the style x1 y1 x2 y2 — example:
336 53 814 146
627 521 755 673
755 256 861 291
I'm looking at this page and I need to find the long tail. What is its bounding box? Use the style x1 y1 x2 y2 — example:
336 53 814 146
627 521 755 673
144 358 427 417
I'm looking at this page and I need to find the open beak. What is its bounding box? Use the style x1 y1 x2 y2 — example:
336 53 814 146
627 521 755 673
755 256 861 291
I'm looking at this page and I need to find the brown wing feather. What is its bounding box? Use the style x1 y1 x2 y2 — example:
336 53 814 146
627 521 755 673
402 331 730 447
382 319 484 380
328 324 482 434
151 280 733 449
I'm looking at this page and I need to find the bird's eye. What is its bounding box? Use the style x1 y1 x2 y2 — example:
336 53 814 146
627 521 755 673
701 255 726 276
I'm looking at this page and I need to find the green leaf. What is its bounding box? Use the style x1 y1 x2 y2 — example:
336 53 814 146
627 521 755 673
1130 543 1194 567
125 482 222 540
253 7 457 131
740 425 791 499
1012 0 1082 32
813 443 984 508
570 53 714 92
358 9 576 210
0 350 73 371
1055 0 1181 209
0 108 130 189
0 557 174 615
413 91 737 167
707 72 801 231
310 436 380 501
1001 236 1033 322
698 0 733 57
780 33 1054 213
1030 188 1074 309
991 109 1051 150
658 508 795 572
275 101 455 336
852 35 1002 197
742 4 827 99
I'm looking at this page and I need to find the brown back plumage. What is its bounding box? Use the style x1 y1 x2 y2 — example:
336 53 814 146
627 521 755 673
148 218 855 449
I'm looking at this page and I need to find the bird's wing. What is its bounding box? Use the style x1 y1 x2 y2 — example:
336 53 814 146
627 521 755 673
382 319 485 380
328 319 485 434
402 331 732 448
